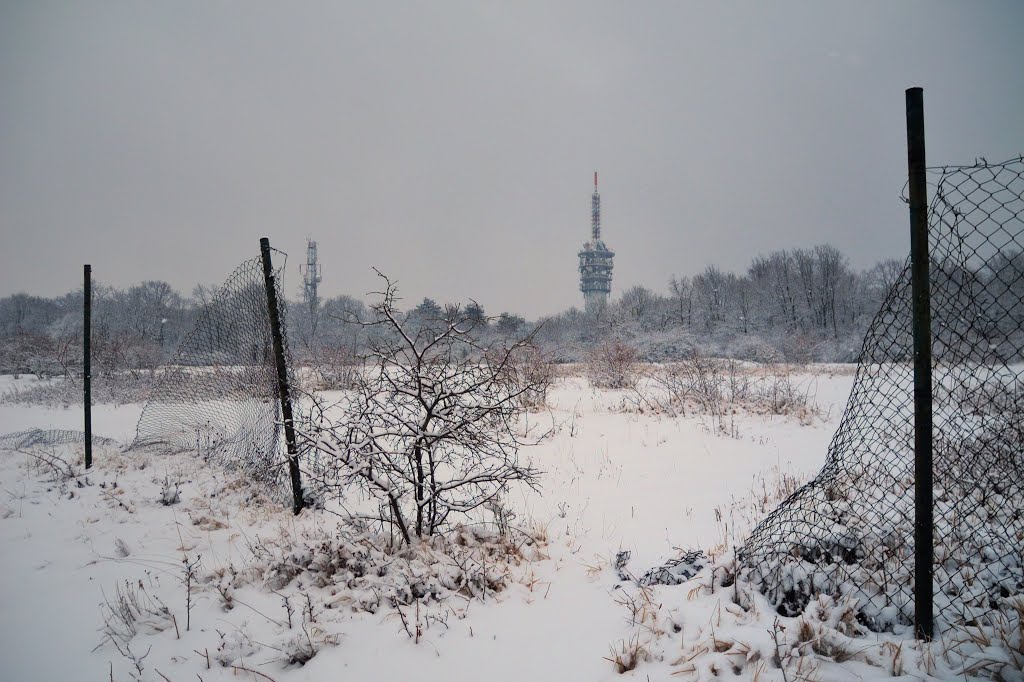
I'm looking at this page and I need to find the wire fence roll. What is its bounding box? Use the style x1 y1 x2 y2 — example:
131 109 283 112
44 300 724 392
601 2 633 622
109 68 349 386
740 157 1024 633
132 249 297 496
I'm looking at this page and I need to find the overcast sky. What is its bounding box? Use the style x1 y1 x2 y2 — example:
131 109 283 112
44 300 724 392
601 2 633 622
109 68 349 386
1 1 1022 318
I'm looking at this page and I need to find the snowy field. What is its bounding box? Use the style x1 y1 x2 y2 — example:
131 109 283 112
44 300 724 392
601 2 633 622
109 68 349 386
0 370 1017 681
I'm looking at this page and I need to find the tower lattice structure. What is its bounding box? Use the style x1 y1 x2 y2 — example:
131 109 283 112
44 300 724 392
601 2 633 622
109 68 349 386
578 172 615 313
300 239 322 313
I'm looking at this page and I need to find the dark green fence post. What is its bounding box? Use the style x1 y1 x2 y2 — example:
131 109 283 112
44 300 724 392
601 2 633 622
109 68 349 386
84 264 93 470
906 86 934 641
259 238 305 515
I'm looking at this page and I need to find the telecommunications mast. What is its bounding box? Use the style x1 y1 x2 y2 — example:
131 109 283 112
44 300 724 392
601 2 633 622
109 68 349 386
577 172 615 314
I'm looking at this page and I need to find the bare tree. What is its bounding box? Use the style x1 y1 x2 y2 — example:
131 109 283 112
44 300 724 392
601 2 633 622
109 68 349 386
693 265 728 331
298 273 543 544
732 274 753 335
814 244 846 338
620 285 655 329
669 275 693 327
749 250 799 330
865 259 905 308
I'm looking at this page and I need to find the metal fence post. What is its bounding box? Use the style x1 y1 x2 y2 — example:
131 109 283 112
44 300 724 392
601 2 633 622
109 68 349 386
259 238 305 515
84 264 93 470
906 86 934 640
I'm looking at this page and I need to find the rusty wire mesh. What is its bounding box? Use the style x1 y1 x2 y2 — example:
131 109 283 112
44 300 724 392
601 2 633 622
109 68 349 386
740 157 1024 632
132 250 296 492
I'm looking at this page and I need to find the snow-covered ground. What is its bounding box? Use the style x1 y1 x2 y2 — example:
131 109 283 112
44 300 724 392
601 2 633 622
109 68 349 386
0 370 1017 681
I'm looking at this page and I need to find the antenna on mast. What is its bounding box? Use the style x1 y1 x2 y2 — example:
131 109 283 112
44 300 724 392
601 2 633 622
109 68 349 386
578 172 614 315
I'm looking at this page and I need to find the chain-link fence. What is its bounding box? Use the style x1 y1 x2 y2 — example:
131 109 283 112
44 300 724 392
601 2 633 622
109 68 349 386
132 249 297 495
0 428 117 451
740 157 1024 633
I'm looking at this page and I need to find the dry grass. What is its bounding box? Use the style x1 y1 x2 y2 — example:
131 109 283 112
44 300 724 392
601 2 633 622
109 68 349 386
629 351 822 433
236 518 548 616
946 595 1024 678
604 633 650 673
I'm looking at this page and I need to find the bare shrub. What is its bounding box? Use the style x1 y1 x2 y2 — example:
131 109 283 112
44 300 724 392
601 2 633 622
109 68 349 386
99 581 174 651
15 444 79 482
0 334 64 378
214 629 260 668
636 349 818 426
780 333 819 366
505 343 556 409
307 343 363 391
585 339 640 390
2 372 155 407
158 475 181 505
298 272 545 544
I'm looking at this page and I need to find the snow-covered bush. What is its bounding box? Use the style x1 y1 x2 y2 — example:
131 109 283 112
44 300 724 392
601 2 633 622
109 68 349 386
280 625 338 666
214 628 261 667
237 520 546 613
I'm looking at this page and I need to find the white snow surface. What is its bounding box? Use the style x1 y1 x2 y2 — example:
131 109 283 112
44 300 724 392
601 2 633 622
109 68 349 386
0 370 1015 681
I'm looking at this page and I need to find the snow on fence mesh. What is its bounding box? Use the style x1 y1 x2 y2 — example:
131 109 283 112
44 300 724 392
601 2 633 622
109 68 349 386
740 157 1024 632
132 251 295 492
0 428 117 451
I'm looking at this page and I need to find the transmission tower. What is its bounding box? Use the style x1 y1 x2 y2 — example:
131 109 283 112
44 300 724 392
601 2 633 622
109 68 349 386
300 239 322 313
578 172 615 314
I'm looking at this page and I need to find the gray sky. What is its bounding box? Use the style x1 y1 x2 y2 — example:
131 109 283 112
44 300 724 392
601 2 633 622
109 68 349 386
2 1 1022 318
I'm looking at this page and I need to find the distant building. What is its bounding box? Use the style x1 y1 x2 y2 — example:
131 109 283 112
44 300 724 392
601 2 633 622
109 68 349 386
578 172 615 314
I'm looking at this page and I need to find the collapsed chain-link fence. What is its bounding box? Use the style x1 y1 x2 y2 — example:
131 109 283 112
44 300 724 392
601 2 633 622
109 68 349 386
740 157 1024 632
132 250 296 494
0 428 117 451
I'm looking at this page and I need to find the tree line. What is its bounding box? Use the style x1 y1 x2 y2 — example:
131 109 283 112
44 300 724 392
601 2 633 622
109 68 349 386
536 245 906 363
4 242 1020 375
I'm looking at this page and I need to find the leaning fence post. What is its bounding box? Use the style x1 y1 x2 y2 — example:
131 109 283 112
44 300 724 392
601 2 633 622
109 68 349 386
84 264 93 470
906 86 934 640
259 238 305 515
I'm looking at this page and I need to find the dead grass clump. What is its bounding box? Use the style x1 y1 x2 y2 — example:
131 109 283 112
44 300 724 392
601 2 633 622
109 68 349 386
605 633 650 673
946 595 1024 678
280 624 339 666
